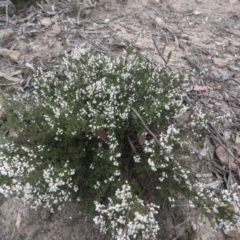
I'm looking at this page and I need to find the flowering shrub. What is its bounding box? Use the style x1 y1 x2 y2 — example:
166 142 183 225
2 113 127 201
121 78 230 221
0 45 239 238
94 182 160 239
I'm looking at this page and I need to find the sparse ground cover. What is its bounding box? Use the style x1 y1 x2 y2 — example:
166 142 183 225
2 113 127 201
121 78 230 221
0 0 240 239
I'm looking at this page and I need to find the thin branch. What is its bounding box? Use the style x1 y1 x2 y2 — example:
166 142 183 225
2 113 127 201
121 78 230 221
169 207 179 239
182 56 202 72
157 211 202 238
152 37 172 71
127 106 163 149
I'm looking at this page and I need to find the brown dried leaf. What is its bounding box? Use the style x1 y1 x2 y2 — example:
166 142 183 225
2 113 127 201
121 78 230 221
229 143 240 151
193 85 221 91
9 130 18 137
213 58 228 68
25 63 35 72
224 171 236 189
231 39 240 47
0 49 21 61
223 129 232 141
15 12 36 24
0 28 13 39
230 131 240 156
204 180 222 189
215 145 238 171
0 70 21 82
201 49 211 55
16 212 22 231
176 111 191 125
97 129 108 142
237 168 240 180
52 24 61 33
199 137 214 161
236 131 240 143
225 230 240 238
193 85 213 91
11 70 22 76
137 132 146 146
199 163 211 174
209 163 223 179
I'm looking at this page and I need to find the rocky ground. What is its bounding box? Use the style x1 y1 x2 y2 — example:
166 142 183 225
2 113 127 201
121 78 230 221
1 0 240 239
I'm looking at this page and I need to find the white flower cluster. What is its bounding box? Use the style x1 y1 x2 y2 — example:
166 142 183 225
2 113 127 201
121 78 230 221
94 182 160 240
0 141 77 212
192 181 240 233
210 184 240 233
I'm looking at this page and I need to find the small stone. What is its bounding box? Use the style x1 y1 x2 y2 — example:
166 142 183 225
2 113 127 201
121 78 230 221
134 41 144 49
190 221 197 231
154 17 167 29
38 17 52 27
